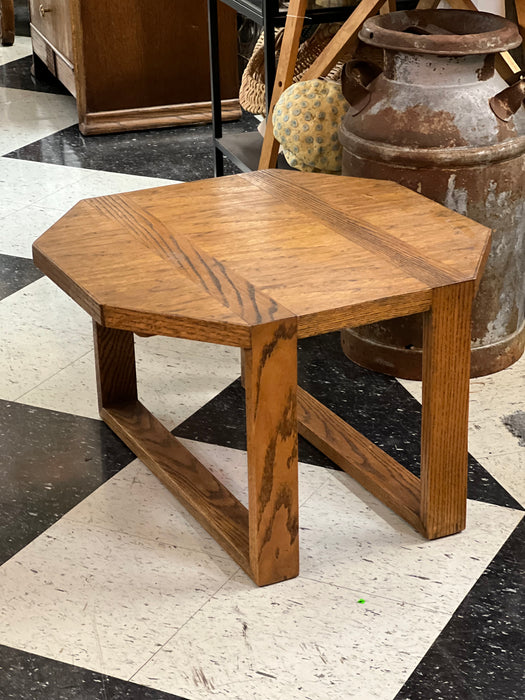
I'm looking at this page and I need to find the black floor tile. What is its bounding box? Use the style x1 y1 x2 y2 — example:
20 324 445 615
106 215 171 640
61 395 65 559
0 400 135 564
395 515 525 700
0 644 189 700
174 332 523 511
5 113 260 181
0 55 70 95
0 254 43 300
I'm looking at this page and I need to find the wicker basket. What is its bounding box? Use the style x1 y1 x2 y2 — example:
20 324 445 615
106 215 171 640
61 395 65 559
239 23 347 115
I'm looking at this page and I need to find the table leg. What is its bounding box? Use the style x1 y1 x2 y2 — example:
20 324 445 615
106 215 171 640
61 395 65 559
93 322 138 410
1 0 15 46
244 319 299 586
420 282 474 539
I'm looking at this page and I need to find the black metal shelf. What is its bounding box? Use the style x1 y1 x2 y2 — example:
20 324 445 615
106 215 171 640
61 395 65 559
218 0 361 26
208 0 358 176
216 132 293 172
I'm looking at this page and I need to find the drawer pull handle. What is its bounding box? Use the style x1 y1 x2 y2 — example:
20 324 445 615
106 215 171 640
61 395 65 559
39 4 51 17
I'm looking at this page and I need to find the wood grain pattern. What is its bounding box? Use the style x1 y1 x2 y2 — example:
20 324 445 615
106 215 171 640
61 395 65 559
102 401 251 575
516 0 525 34
297 290 433 338
297 387 423 533
34 172 491 346
245 170 465 288
91 195 294 327
80 99 241 136
420 282 474 538
33 170 492 584
30 0 73 60
93 323 137 410
30 0 239 134
244 319 299 586
1 0 14 46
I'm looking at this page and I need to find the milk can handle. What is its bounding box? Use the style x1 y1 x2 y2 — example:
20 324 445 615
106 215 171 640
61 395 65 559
489 78 525 122
341 60 383 116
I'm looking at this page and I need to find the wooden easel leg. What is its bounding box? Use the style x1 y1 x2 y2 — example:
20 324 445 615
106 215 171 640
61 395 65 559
301 0 387 81
93 322 138 410
415 0 440 9
514 0 525 67
447 0 521 81
258 0 308 170
516 0 525 35
420 283 473 540
380 0 396 14
244 319 299 585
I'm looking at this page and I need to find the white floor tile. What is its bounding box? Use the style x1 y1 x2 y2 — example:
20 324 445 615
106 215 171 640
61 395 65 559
467 353 525 424
470 450 525 509
399 351 525 426
0 201 65 257
0 325 91 401
0 198 19 222
0 277 92 400
0 35 32 65
298 474 522 613
397 377 422 403
16 352 99 418
0 88 77 154
0 520 238 679
132 575 450 700
34 168 180 213
64 442 330 556
0 157 85 207
18 334 240 426
135 335 239 428
63 455 233 560
1 275 92 337
468 416 523 457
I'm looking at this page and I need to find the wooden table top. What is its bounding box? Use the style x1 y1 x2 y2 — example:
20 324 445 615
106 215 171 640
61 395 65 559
33 170 491 347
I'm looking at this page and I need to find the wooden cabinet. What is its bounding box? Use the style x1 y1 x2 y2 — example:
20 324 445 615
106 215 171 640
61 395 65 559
30 0 76 95
30 0 240 135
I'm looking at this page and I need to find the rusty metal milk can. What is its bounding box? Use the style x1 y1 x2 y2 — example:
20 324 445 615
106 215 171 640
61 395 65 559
339 9 525 378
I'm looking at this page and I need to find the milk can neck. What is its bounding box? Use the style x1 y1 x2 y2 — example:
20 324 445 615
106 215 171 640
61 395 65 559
383 50 495 86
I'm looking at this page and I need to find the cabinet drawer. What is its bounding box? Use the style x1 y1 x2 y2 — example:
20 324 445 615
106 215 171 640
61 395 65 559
29 0 73 61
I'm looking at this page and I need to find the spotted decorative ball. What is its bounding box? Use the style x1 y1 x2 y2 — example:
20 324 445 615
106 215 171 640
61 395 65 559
272 79 349 173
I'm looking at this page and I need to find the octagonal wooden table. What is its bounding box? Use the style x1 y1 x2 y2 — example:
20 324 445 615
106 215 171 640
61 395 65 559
33 170 491 586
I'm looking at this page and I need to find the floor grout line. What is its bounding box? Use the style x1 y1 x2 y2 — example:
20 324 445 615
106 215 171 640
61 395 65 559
126 571 240 684
13 347 95 407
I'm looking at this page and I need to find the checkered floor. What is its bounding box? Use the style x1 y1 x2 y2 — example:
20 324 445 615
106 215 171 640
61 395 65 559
0 27 524 700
